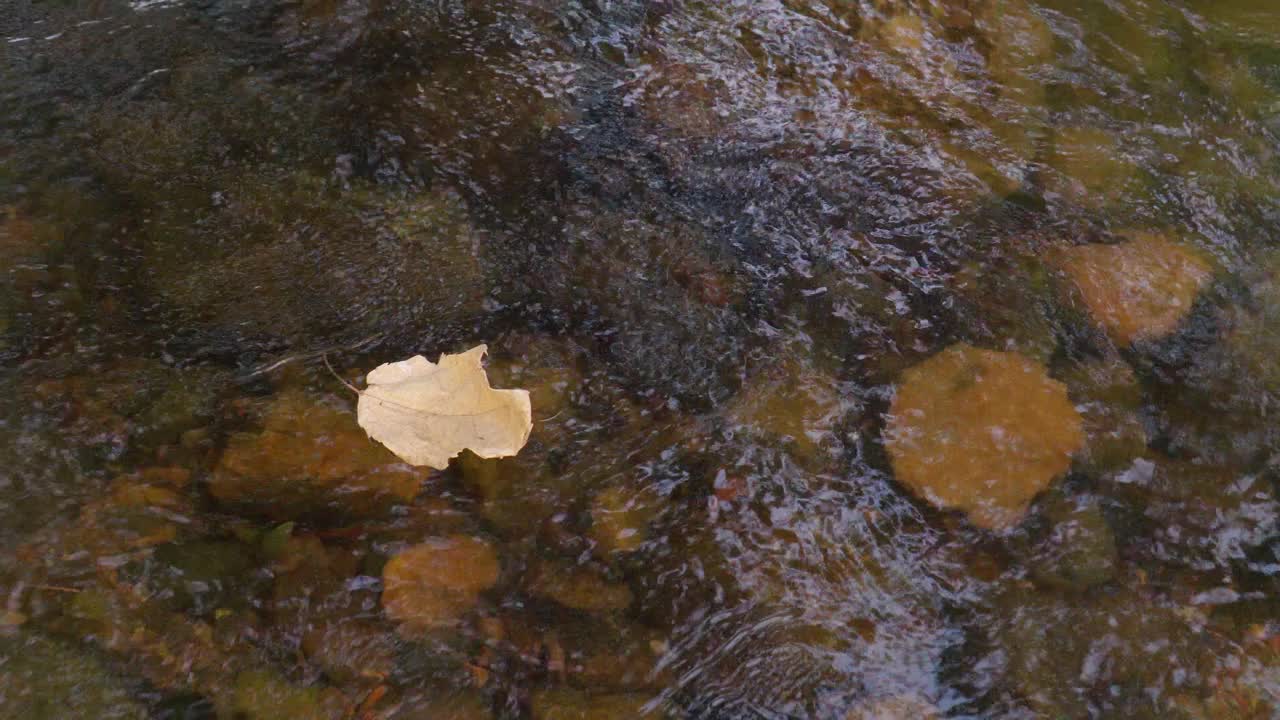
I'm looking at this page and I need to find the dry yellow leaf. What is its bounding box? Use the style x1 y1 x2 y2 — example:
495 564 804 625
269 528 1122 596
357 345 532 470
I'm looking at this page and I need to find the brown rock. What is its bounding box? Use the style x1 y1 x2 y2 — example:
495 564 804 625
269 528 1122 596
531 689 656 720
1059 358 1148 478
589 486 655 556
885 344 1084 530
978 0 1054 109
301 621 396 684
1056 233 1212 345
632 57 735 140
725 359 849 469
389 691 492 720
210 391 426 519
381 536 500 632
1046 127 1137 204
526 560 633 612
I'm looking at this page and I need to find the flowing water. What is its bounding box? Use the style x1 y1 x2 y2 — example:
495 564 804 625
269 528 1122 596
2 0 1280 718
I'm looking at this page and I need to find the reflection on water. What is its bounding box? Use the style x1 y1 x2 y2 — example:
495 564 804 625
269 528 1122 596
2 0 1280 717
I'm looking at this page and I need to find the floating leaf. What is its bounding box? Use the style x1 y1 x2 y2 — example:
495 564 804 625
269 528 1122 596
357 345 532 470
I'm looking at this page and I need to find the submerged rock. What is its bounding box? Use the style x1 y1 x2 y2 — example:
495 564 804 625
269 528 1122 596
885 344 1084 530
631 54 737 141
526 558 633 612
1108 458 1278 572
0 208 45 272
455 451 563 539
724 359 852 470
990 585 1225 718
457 383 691 542
950 250 1060 363
219 670 344 720
531 688 656 720
132 365 227 451
144 539 258 615
979 0 1055 96
589 485 657 556
1046 127 1140 205
844 695 940 720
974 0 1054 154
389 691 492 720
1140 250 1280 467
267 533 365 626
381 535 500 633
44 464 198 563
1221 249 1280 393
0 632 146 720
140 181 489 349
484 336 584 437
498 613 670 692
1021 494 1117 591
1056 233 1213 346
76 0 582 353
301 621 396 685
1170 630 1280 720
1059 357 1149 478
210 390 426 519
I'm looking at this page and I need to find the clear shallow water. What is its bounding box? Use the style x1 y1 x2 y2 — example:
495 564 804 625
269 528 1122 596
1 1 1279 718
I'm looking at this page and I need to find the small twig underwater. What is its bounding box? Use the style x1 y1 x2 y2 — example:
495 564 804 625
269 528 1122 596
250 336 530 419
323 353 362 395
243 332 386 379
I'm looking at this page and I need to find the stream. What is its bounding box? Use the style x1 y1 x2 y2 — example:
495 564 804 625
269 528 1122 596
2 1 1280 718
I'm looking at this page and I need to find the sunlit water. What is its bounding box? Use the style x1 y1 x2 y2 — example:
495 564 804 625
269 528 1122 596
2 1 1279 718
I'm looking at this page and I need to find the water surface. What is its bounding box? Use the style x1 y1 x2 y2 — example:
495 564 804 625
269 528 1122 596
2 1 1280 718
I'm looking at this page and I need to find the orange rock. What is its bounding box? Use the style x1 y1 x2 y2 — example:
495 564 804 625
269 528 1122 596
210 391 425 518
885 344 1084 530
1057 233 1212 345
381 535 500 632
